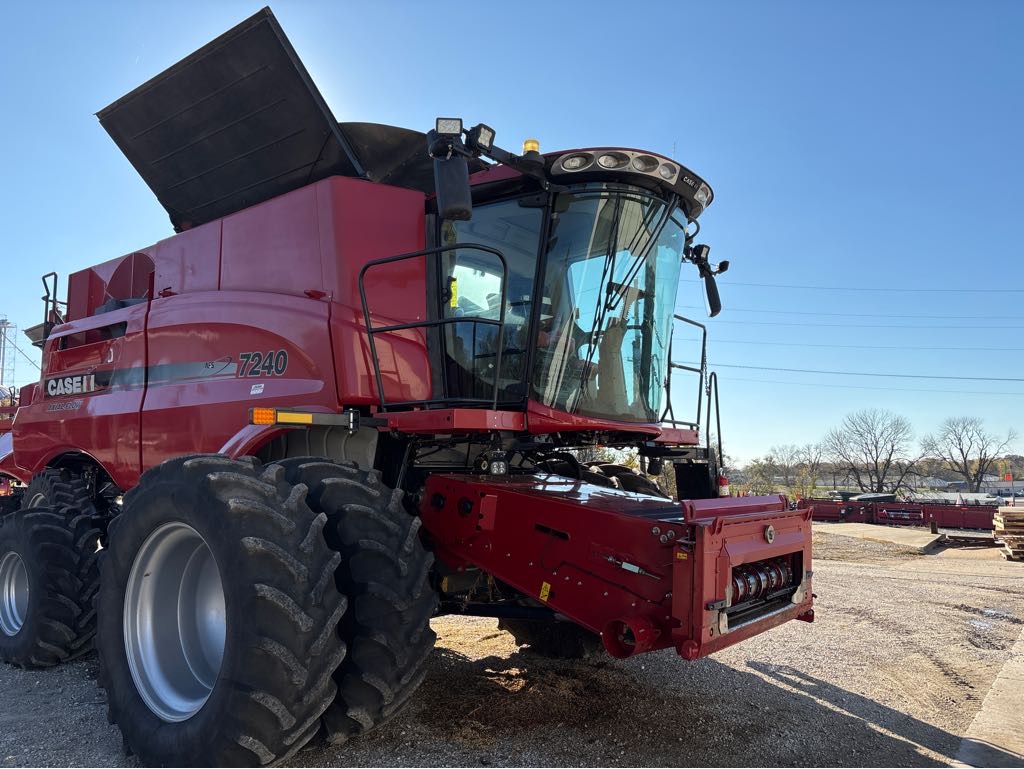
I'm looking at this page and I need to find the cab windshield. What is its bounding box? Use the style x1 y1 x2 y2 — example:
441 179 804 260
531 186 685 423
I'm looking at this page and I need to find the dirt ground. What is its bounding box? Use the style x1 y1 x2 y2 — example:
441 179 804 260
2 530 1022 767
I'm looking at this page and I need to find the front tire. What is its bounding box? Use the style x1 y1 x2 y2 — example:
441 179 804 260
0 506 101 667
96 455 347 766
275 458 436 744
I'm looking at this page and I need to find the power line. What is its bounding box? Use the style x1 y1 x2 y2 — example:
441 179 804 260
7 336 40 370
721 281 1024 294
673 336 1024 353
699 362 1024 383
714 375 1024 397
678 304 1024 321
711 319 1024 330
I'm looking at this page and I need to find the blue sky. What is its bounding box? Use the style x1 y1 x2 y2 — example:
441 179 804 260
1 1 1021 463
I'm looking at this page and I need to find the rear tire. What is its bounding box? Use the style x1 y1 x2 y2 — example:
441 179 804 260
0 493 22 517
0 506 101 667
499 618 602 659
96 455 347 766
23 468 95 512
275 458 436 744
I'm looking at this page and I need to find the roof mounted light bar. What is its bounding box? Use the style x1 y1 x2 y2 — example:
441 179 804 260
549 148 714 218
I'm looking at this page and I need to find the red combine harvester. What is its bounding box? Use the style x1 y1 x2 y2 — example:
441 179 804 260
0 9 813 766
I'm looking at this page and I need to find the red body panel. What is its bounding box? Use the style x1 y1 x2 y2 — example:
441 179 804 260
525 399 663 436
140 291 338 472
421 475 813 660
15 177 427 488
383 409 527 434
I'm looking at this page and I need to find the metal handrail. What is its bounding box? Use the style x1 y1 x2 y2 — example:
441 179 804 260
358 243 509 412
661 313 707 429
706 370 723 466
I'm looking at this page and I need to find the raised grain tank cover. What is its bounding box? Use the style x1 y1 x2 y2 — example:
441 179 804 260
97 7 366 232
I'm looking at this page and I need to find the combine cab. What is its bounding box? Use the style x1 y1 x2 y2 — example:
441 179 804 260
0 8 813 766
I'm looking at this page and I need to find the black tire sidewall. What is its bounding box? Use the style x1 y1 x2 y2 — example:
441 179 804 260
0 513 48 663
98 481 250 761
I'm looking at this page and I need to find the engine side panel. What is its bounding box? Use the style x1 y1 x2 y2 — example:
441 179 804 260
317 178 430 405
140 291 338 475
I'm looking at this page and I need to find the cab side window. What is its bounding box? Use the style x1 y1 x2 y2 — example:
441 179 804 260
439 199 543 402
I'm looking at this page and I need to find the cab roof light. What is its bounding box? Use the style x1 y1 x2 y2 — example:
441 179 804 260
466 123 495 152
548 149 711 213
597 152 629 169
435 117 463 136
561 152 594 171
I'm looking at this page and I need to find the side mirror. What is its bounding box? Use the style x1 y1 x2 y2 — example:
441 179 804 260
703 273 722 318
432 155 472 221
428 125 473 221
689 243 722 317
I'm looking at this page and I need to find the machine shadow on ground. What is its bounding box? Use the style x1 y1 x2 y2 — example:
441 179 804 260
298 646 983 767
747 661 1019 768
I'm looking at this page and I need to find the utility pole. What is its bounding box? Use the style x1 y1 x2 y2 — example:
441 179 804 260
0 317 10 388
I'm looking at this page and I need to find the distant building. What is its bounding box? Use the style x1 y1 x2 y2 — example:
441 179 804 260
948 474 1003 493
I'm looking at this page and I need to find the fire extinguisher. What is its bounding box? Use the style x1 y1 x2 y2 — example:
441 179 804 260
719 473 730 497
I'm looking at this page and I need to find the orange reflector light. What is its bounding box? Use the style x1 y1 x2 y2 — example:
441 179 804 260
276 411 314 425
251 407 277 425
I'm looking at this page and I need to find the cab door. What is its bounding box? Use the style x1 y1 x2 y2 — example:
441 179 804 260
437 198 542 403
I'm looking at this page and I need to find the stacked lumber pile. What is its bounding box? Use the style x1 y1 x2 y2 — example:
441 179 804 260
994 506 1024 561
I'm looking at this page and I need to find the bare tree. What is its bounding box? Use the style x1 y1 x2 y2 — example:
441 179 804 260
744 456 779 495
823 408 919 493
769 444 801 488
800 442 824 480
922 417 1018 493
793 442 825 499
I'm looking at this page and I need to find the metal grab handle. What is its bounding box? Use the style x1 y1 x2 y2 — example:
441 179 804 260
358 243 509 411
661 314 707 429
706 370 723 468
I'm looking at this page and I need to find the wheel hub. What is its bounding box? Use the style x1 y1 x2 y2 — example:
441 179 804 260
0 551 29 637
124 522 226 722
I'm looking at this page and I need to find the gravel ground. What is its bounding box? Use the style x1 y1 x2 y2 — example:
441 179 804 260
2 531 1022 767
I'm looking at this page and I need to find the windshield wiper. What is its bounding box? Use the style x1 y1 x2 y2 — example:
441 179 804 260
572 200 677 413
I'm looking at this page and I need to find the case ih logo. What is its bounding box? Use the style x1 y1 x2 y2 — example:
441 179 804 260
46 374 101 398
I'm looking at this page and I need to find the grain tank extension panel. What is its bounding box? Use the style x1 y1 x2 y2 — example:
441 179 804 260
96 7 364 231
